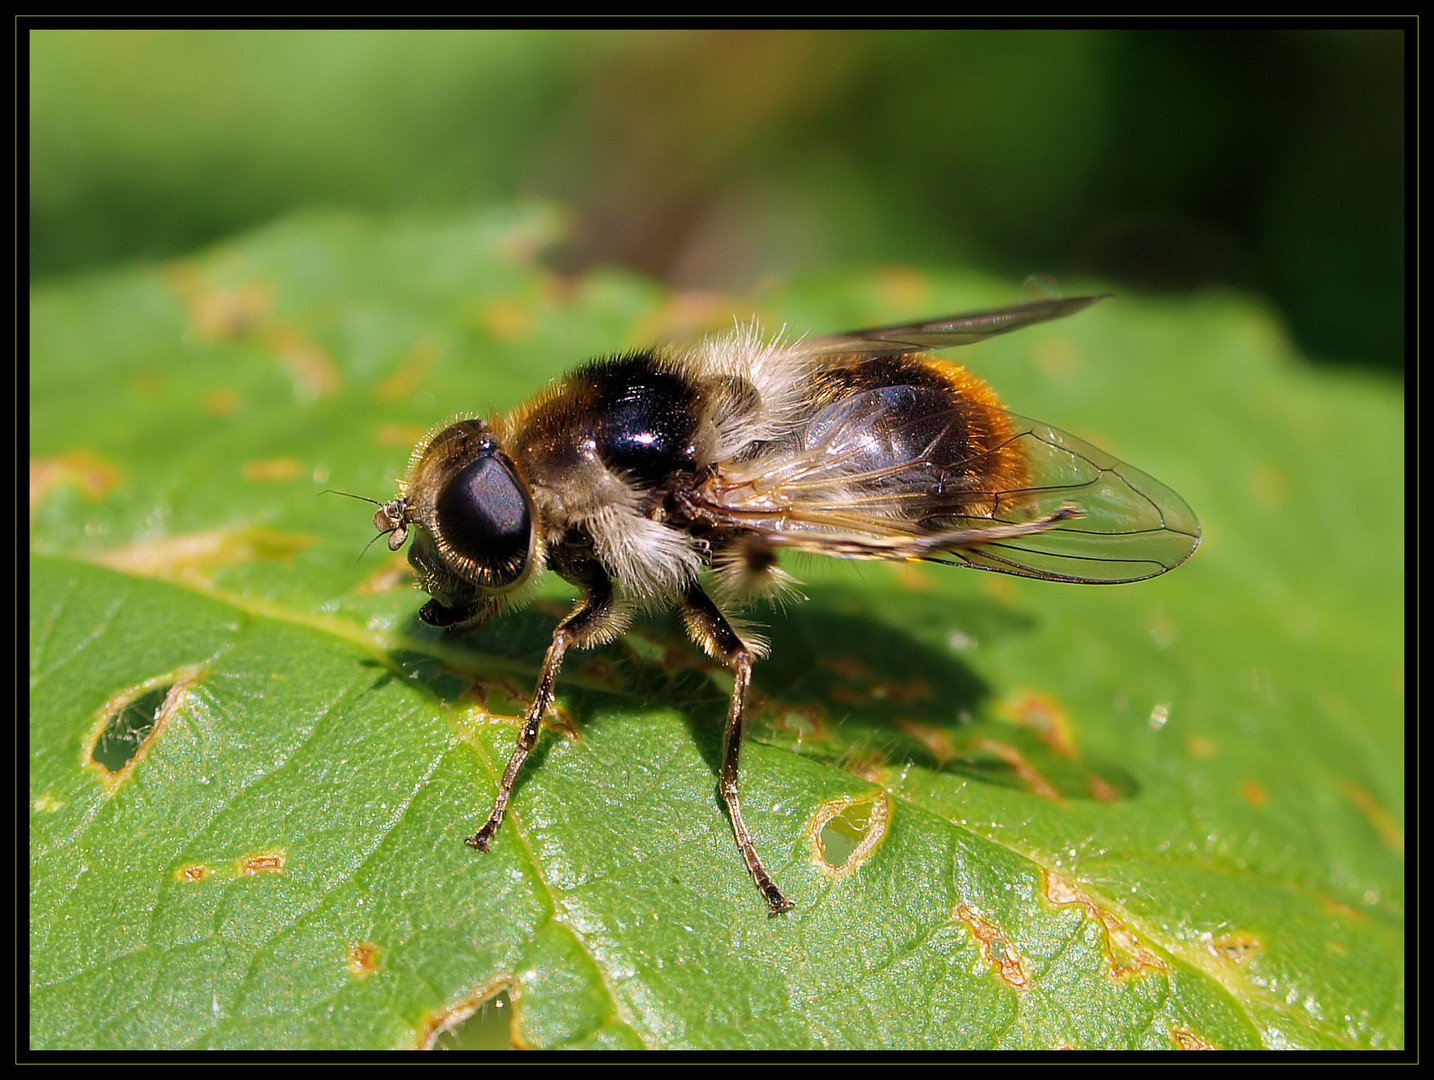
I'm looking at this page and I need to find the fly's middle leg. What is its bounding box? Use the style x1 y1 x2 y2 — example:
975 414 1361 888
682 585 793 915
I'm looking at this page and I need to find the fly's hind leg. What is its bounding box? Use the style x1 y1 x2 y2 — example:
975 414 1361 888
682 584 793 916
467 565 617 853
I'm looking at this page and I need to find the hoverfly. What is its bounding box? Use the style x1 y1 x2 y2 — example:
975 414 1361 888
366 295 1199 914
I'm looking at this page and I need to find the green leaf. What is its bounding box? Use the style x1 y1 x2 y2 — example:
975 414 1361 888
29 207 1403 1049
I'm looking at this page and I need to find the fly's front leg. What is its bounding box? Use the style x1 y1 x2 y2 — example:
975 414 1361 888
682 585 793 915
467 572 615 853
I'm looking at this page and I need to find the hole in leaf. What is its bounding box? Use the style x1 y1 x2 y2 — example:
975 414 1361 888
809 791 891 876
92 686 169 772
429 989 514 1051
86 664 206 786
818 805 870 868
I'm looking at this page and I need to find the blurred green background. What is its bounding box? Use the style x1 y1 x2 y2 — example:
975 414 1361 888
29 27 1404 372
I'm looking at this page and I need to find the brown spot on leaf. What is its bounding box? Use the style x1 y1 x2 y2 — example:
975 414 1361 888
765 702 828 743
1319 897 1366 923
978 575 1018 603
1170 1027 1215 1050
836 749 889 784
630 289 742 344
238 850 287 875
95 526 315 586
998 690 1076 758
818 655 930 708
459 679 579 746
820 655 871 682
892 562 934 592
30 450 124 517
129 370 167 396
347 941 381 979
876 265 931 311
481 298 535 342
623 625 719 676
375 335 442 402
1247 461 1291 507
497 211 570 264
897 719 961 768
242 457 303 483
1338 780 1403 852
449 671 530 719
876 678 932 704
264 327 343 401
974 737 1061 800
1045 872 1169 979
175 863 210 883
956 904 1030 990
356 558 414 595
376 421 429 448
166 264 273 340
1240 779 1269 807
203 388 242 416
1184 736 1219 759
488 676 532 715
1032 336 1082 379
1207 933 1262 964
545 701 581 741
1087 775 1120 803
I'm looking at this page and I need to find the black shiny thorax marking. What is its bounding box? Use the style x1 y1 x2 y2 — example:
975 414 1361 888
580 352 702 488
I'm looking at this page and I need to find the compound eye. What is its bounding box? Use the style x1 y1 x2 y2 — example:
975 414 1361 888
434 453 533 587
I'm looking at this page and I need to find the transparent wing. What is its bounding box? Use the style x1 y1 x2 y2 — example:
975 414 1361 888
933 416 1201 583
696 398 1200 584
804 295 1111 358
